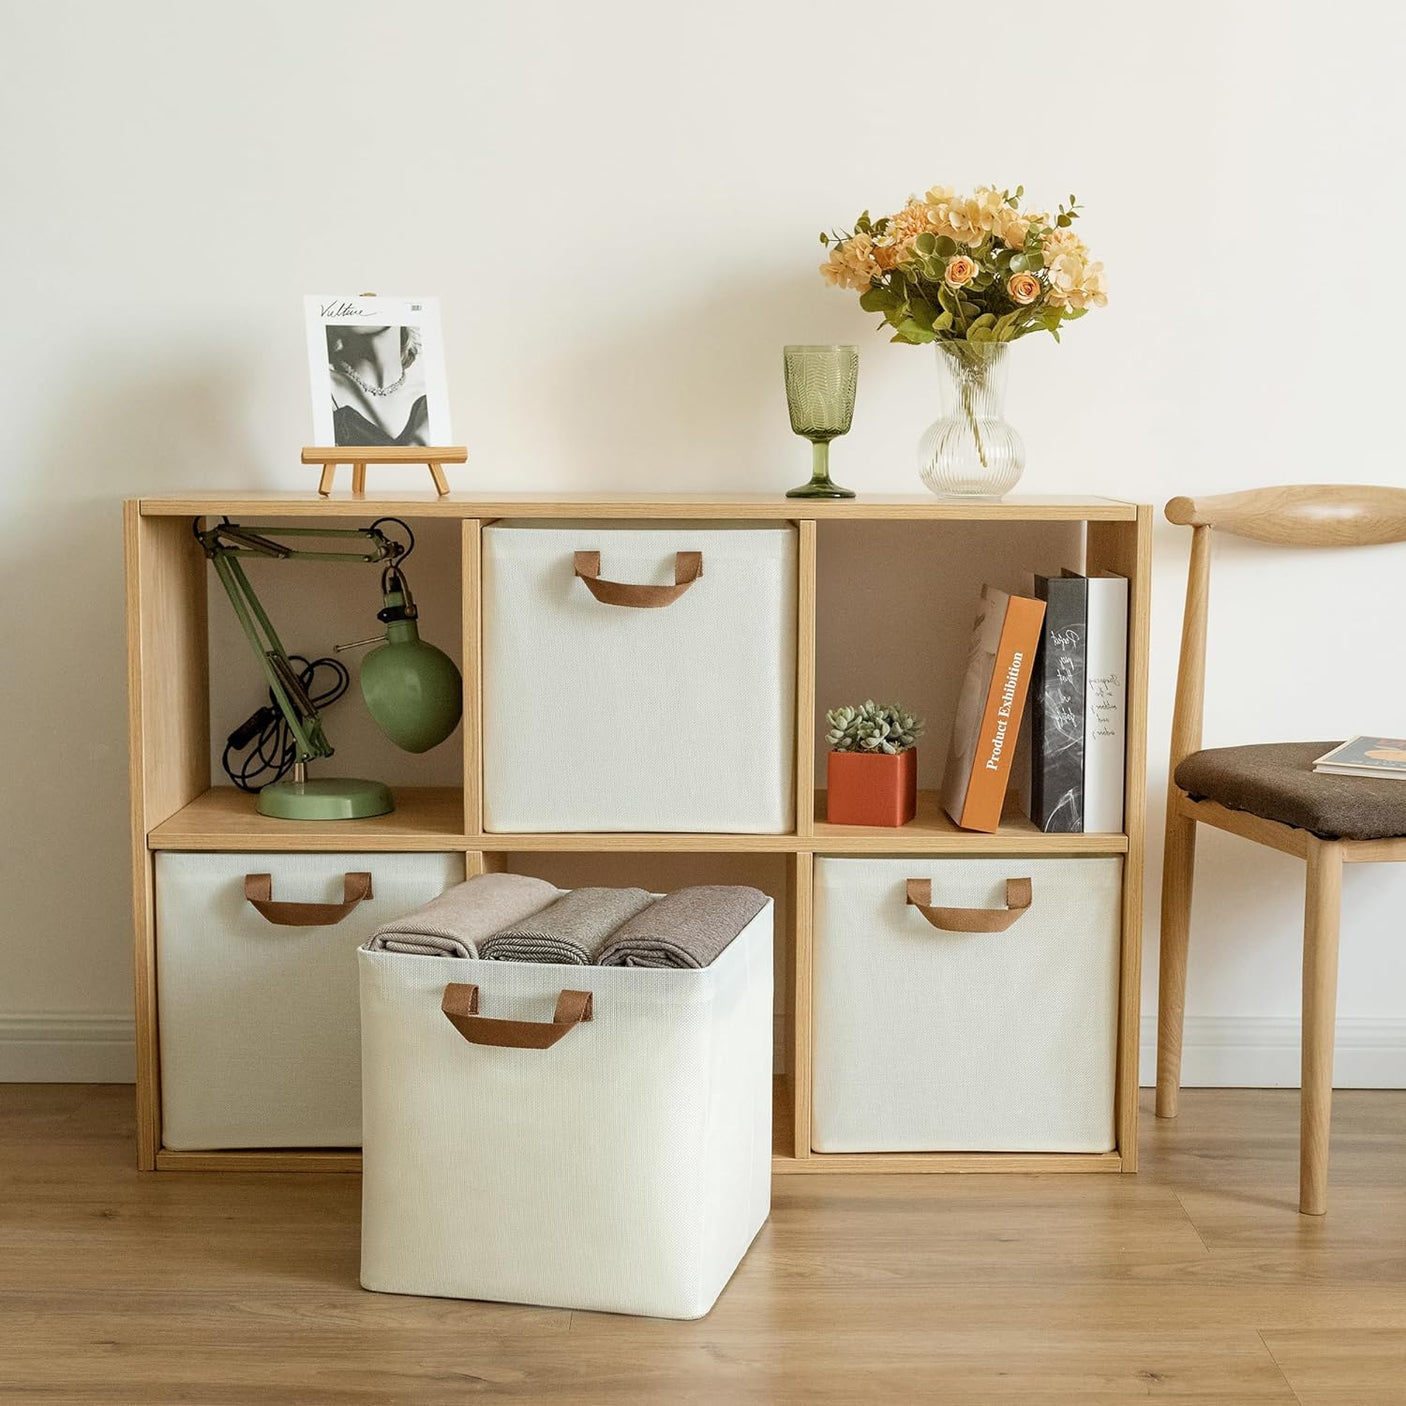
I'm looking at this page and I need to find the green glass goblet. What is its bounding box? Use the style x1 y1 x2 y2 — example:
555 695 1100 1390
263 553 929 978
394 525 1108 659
784 344 858 499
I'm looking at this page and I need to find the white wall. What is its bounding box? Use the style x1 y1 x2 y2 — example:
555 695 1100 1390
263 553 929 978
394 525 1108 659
2 0 1404 1084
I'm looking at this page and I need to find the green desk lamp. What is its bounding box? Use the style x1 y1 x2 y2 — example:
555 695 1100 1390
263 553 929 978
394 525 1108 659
197 517 463 820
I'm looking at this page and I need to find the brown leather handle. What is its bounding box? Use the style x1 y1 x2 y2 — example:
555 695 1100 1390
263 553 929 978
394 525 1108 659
573 550 702 608
244 872 373 927
905 877 1032 933
441 983 593 1049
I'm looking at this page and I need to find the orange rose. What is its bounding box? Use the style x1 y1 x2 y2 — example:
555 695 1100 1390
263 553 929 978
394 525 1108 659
1006 272 1041 305
944 255 977 288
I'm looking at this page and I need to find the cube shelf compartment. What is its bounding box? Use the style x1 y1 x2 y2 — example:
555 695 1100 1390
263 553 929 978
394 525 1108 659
127 492 1150 1175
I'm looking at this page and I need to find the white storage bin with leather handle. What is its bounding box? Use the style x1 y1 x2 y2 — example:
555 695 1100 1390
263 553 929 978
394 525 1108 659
358 899 773 1319
481 520 797 833
155 851 464 1150
812 856 1121 1153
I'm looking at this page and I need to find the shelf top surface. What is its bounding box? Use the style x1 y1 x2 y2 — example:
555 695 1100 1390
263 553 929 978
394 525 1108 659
148 786 1128 854
136 490 1143 522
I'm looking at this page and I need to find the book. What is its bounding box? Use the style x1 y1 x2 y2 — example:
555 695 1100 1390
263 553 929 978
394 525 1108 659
1030 573 1087 833
941 584 1046 833
1080 571 1129 833
1314 737 1406 779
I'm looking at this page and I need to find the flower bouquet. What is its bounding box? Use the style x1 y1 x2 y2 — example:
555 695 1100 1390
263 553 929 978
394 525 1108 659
819 185 1106 495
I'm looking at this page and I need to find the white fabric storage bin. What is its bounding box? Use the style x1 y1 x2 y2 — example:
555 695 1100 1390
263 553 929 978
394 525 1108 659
156 850 464 1150
359 901 774 1319
482 521 797 833
812 856 1121 1153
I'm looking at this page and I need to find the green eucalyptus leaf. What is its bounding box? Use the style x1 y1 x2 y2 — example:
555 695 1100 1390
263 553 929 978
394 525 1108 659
895 318 936 344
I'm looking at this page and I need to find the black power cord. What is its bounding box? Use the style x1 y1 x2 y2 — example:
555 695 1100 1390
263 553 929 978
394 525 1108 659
221 654 351 793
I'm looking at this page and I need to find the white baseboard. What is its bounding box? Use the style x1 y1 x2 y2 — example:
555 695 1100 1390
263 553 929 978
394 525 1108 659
0 1013 136 1082
4 1012 1404 1089
1139 1015 1406 1089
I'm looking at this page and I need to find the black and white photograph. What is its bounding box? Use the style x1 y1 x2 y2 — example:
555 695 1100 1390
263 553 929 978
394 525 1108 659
304 294 451 446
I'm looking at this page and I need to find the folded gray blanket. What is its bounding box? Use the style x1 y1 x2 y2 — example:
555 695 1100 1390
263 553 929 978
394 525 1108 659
598 885 768 969
365 872 560 959
479 886 656 965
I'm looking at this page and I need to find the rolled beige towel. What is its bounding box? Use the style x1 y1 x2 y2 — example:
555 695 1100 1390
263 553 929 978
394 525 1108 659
479 887 656 965
364 873 560 959
598 885 768 969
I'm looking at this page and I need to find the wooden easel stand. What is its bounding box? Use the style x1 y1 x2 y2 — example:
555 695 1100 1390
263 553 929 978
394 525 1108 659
301 445 468 498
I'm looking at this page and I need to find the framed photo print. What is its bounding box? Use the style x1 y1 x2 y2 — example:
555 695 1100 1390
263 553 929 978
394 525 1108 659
305 295 452 447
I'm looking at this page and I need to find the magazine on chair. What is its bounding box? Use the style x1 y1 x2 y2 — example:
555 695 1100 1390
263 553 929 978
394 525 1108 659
1314 737 1406 780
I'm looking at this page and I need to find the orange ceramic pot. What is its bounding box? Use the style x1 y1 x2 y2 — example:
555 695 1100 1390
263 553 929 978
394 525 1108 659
826 748 918 827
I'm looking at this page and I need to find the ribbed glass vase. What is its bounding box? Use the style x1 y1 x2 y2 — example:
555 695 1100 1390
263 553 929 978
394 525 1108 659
917 342 1025 498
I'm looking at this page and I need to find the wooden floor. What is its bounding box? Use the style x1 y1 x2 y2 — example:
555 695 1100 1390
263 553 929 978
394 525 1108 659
2 1088 1404 1404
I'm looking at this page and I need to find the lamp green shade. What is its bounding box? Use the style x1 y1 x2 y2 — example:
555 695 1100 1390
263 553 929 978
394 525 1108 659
256 776 394 821
784 344 858 499
361 600 463 754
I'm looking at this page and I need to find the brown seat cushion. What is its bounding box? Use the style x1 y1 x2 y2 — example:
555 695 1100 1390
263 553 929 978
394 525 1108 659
1175 741 1406 841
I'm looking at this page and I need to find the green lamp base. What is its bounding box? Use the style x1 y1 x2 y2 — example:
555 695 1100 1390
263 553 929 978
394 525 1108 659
256 777 395 821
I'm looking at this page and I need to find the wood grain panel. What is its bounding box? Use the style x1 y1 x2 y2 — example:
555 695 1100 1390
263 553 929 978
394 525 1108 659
148 786 465 850
1167 483 1406 546
790 852 813 1160
11 1084 1404 1400
125 508 210 1170
462 520 483 837
793 519 816 838
141 492 1140 522
1085 510 1151 1171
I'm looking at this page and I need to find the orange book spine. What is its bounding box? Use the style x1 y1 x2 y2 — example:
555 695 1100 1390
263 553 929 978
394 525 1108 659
959 594 1046 832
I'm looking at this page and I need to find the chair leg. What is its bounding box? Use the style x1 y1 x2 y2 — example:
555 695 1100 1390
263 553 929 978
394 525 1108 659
1156 808 1198 1118
1300 836 1344 1216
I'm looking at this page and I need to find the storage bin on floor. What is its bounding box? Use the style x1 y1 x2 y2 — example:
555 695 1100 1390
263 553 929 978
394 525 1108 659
155 851 464 1150
481 520 797 833
811 857 1121 1153
358 899 774 1318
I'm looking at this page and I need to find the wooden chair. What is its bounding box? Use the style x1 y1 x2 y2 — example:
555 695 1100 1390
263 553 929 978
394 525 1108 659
1156 484 1406 1215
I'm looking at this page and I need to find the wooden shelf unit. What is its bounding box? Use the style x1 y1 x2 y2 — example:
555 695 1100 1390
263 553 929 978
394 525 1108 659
127 492 1151 1176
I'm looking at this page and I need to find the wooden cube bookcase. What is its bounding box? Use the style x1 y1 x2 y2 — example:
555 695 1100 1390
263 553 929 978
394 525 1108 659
126 491 1151 1174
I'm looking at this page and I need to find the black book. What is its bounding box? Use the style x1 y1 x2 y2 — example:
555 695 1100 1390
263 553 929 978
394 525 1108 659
1031 573 1087 832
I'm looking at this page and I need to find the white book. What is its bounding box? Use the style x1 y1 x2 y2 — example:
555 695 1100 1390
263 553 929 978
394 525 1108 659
1080 571 1128 833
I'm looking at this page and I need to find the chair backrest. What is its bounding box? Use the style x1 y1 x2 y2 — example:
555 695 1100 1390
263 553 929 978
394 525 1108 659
1165 484 1406 772
1166 484 1406 548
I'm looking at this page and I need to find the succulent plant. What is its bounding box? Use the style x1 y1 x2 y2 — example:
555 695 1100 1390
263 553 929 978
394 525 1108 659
825 700 925 755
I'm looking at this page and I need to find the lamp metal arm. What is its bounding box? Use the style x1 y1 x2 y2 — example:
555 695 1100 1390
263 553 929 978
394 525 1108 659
196 518 412 767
